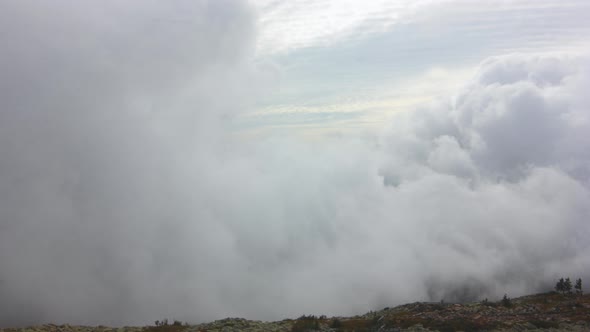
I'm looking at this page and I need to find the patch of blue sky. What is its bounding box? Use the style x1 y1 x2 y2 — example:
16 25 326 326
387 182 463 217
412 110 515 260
240 0 590 134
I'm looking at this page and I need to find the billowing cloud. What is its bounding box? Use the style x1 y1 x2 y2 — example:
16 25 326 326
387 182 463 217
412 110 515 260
378 53 590 302
382 54 590 182
1 0 589 328
0 0 263 326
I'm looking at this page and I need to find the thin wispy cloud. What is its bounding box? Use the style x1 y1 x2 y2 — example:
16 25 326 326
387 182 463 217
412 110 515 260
253 0 590 56
252 0 443 55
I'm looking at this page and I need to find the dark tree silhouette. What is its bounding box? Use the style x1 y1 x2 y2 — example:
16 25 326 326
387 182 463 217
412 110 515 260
565 278 573 294
575 278 583 295
555 278 565 294
502 294 512 307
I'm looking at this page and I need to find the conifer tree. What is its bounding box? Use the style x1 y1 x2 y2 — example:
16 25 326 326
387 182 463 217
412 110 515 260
555 278 565 294
501 294 512 307
575 278 583 295
565 277 573 294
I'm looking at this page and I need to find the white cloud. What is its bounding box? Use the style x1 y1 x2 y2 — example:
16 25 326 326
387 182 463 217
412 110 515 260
252 0 590 55
251 0 443 55
1 0 590 327
427 135 476 178
383 53 590 182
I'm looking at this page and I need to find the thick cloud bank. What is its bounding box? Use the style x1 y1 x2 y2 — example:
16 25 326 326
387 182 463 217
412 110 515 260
379 53 590 303
1 0 590 327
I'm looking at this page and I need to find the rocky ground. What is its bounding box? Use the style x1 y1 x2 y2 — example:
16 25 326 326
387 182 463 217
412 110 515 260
2 292 589 332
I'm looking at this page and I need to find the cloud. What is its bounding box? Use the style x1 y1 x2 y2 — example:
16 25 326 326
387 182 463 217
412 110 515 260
252 0 590 55
382 54 590 182
1 0 590 328
378 52 590 301
0 0 264 326
251 0 445 55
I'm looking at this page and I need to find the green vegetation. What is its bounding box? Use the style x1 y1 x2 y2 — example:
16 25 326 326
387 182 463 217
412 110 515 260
330 318 373 332
565 278 573 293
576 278 584 295
501 294 512 307
154 320 184 327
290 315 320 332
329 319 342 329
146 319 187 332
556 277 583 295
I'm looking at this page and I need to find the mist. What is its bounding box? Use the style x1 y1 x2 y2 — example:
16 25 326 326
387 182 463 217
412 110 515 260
1 0 589 327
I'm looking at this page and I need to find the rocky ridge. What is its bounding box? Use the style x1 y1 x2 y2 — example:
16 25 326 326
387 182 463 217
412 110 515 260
2 292 589 332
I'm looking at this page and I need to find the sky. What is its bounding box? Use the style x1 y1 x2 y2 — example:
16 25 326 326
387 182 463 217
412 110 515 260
0 0 590 327
242 0 590 136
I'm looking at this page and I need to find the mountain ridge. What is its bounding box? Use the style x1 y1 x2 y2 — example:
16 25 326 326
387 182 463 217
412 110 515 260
2 292 589 332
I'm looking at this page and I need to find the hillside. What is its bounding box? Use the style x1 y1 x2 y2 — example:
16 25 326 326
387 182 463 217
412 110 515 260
2 292 590 332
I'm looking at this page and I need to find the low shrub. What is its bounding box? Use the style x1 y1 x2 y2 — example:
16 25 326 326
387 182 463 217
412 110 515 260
291 315 320 332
